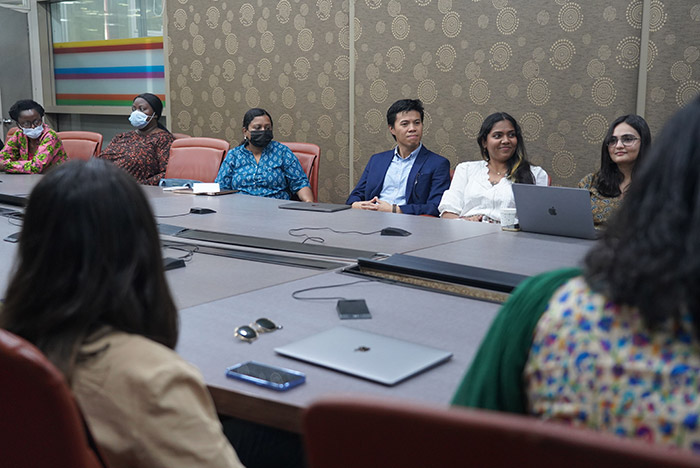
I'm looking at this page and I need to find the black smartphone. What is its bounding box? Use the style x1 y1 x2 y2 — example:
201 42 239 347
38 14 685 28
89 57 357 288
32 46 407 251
3 232 20 243
225 361 306 391
337 299 372 320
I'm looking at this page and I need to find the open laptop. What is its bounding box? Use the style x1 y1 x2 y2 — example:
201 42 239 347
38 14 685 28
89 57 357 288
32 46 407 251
512 184 597 240
278 201 351 213
275 326 452 386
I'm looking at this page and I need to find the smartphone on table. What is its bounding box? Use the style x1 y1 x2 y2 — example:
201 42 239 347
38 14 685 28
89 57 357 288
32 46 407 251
225 361 306 391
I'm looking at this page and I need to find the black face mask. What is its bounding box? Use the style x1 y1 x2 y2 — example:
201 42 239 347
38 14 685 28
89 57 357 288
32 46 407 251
248 129 274 148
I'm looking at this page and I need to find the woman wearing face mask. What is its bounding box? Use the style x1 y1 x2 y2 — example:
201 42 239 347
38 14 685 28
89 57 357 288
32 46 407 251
0 99 67 173
98 93 174 185
215 108 313 201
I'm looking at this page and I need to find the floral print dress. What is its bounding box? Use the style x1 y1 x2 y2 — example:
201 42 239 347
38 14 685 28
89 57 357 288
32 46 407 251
525 276 700 452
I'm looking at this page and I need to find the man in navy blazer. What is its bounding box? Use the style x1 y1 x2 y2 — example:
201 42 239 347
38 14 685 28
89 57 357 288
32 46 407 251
346 99 450 216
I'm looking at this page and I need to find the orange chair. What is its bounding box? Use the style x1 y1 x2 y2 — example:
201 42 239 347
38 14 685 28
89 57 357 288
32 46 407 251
304 397 700 468
6 126 19 141
281 142 320 202
0 329 108 467
172 133 191 140
164 137 229 183
57 131 104 160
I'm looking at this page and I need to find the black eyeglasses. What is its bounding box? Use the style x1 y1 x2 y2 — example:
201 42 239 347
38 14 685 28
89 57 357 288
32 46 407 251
234 318 282 343
607 135 639 147
18 119 43 129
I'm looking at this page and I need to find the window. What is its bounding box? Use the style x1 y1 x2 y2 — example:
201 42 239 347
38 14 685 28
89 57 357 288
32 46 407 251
48 0 165 107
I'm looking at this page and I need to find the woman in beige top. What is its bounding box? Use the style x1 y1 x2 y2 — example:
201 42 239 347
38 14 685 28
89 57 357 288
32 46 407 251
0 159 243 468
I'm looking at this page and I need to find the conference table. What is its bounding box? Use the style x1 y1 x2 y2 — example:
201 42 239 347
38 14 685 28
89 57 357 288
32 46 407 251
0 172 596 433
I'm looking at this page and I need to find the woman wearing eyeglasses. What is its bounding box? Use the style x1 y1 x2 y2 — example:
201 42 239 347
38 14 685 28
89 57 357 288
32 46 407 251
0 99 67 173
578 115 651 228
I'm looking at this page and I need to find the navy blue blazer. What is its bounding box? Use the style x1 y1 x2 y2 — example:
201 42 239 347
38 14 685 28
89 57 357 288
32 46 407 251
346 145 451 216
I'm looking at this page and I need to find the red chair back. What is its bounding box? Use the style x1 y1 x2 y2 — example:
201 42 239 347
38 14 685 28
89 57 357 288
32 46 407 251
6 126 19 141
281 142 320 202
304 397 700 468
57 131 104 160
164 137 229 183
172 133 191 140
0 329 107 467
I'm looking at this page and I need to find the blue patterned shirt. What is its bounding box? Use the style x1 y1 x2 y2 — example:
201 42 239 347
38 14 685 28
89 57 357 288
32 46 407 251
215 141 309 199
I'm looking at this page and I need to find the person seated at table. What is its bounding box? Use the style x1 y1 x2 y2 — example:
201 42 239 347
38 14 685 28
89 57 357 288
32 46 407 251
215 108 313 202
578 115 651 228
439 112 548 223
0 99 67 173
98 93 174 185
0 159 243 468
346 99 450 216
452 95 700 452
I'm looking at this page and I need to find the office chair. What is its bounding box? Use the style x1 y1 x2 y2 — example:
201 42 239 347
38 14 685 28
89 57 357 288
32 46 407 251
6 126 19 141
164 137 229 183
281 141 320 202
57 131 104 160
303 396 700 468
0 329 108 467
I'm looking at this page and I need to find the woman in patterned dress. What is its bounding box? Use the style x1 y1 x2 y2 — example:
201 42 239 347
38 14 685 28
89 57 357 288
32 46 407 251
0 99 67 173
98 93 174 185
453 95 700 452
215 108 313 202
578 115 651 228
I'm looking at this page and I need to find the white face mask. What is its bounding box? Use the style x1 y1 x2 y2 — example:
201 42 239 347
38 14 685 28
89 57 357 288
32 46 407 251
129 110 152 129
22 125 44 140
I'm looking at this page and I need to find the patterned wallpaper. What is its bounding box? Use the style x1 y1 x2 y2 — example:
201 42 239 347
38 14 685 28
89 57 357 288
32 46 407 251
167 0 700 203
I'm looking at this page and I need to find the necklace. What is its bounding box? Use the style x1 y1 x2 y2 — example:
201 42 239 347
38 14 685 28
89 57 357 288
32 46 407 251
488 164 505 176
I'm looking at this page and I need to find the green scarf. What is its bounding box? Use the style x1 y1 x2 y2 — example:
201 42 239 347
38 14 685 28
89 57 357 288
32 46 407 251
451 267 582 413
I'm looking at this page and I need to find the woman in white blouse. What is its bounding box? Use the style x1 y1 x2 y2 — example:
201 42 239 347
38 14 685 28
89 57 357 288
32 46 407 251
439 112 548 222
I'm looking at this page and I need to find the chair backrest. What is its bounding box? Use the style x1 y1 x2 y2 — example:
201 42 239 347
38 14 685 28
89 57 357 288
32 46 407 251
6 126 19 141
57 131 104 160
0 329 107 467
164 137 229 183
281 141 320 202
172 133 191 140
304 397 700 468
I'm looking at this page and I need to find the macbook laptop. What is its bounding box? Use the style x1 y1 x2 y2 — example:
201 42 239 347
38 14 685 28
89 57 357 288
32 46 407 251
274 326 452 386
278 201 351 213
512 184 597 240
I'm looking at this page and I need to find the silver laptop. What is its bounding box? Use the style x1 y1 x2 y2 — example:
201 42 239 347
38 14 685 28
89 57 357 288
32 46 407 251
274 326 452 386
512 184 597 240
278 201 352 213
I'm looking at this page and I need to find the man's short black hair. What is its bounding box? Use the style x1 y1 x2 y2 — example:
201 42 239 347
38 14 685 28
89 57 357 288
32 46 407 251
387 99 424 127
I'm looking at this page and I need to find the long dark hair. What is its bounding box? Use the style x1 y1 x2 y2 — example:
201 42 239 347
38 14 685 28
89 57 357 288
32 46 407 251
0 159 178 382
240 108 273 145
593 114 651 197
477 112 535 184
584 95 700 337
135 92 170 133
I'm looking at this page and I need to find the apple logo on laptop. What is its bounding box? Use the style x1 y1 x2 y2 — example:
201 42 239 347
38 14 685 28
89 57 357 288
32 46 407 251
548 206 557 216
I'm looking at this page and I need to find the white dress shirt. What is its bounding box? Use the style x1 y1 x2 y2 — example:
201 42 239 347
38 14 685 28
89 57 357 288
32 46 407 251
438 160 549 222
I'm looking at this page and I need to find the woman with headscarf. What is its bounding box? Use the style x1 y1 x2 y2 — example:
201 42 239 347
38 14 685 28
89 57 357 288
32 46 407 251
98 93 174 185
